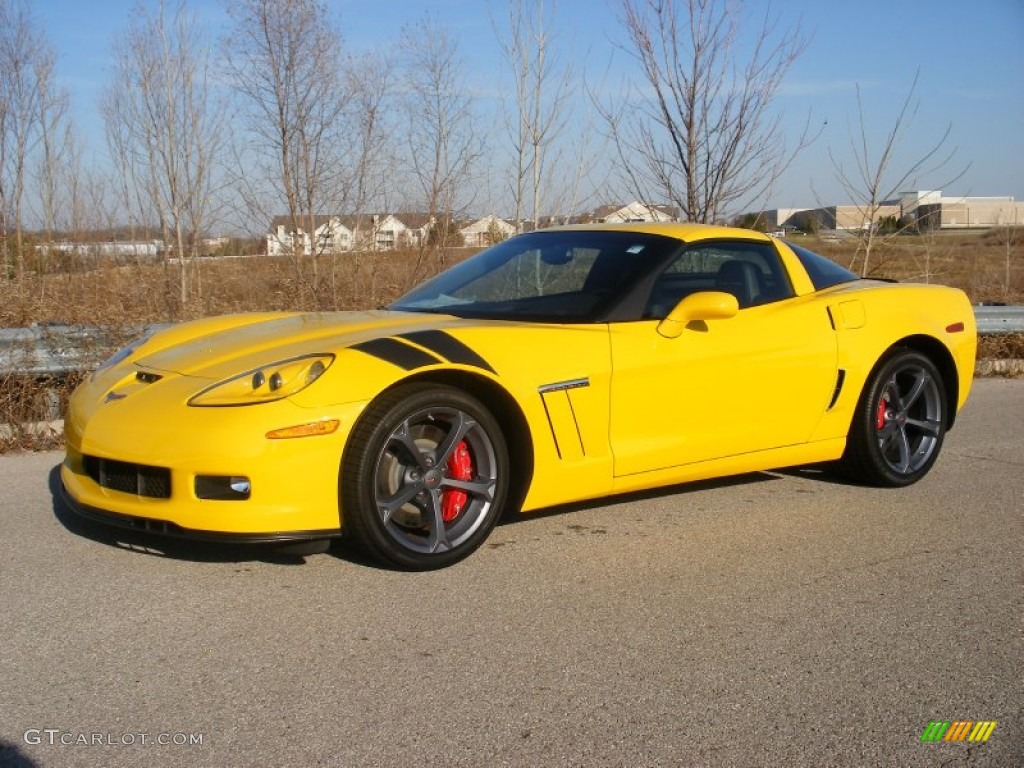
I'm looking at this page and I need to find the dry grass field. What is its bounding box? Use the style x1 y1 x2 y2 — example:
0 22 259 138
1 231 1021 451
2 230 1021 329
0 247 462 328
802 228 1024 305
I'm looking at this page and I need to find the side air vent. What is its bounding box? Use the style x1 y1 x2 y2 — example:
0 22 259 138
136 371 162 384
827 369 846 411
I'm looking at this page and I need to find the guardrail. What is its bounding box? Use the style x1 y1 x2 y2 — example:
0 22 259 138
0 324 168 378
974 304 1024 334
0 307 1021 379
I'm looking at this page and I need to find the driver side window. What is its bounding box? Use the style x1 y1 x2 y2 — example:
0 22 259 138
644 241 794 318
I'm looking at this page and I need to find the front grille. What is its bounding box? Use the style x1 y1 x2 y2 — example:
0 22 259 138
83 455 172 499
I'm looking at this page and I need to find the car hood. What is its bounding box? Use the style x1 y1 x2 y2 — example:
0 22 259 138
135 310 465 380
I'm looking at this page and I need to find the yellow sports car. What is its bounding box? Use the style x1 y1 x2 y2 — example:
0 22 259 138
62 223 976 569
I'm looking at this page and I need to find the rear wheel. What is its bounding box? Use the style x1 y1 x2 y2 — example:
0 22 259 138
841 349 947 487
341 384 509 570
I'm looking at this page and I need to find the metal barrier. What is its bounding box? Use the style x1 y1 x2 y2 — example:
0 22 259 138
974 304 1024 334
0 308 1021 378
0 324 168 377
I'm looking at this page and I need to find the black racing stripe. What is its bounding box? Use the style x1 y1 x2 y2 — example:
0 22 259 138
399 330 497 374
351 337 443 370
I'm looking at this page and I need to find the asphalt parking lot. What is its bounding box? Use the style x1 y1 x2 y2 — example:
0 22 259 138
1 378 1021 767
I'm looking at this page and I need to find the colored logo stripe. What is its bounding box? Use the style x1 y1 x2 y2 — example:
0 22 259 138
969 722 997 742
920 721 997 743
945 721 973 741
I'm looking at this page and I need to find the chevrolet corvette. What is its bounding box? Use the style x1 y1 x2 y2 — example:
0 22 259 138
61 223 977 569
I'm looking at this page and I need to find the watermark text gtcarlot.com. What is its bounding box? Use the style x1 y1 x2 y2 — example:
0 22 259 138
24 729 204 747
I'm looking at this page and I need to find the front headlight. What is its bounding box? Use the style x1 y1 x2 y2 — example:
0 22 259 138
188 354 335 407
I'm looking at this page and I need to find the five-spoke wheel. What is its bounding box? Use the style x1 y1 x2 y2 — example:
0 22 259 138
842 349 947 487
342 384 509 569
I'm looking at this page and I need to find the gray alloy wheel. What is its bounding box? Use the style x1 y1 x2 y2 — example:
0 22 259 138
842 349 947 487
342 384 508 569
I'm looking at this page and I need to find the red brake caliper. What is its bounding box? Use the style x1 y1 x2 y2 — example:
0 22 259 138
875 397 889 430
442 440 473 522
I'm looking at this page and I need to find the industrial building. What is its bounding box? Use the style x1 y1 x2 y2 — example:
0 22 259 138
759 191 1023 233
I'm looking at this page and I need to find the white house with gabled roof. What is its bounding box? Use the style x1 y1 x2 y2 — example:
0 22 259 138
266 215 354 256
591 201 678 223
460 214 516 246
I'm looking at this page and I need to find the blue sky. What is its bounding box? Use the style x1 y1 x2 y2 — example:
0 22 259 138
33 0 1024 214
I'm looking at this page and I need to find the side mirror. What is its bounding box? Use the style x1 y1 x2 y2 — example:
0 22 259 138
657 291 739 339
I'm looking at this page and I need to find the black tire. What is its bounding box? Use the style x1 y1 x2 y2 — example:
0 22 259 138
341 383 509 570
841 349 947 487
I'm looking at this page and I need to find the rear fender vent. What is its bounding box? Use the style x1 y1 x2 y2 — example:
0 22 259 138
827 369 846 411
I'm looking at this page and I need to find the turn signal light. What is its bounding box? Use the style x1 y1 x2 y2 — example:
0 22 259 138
266 420 340 440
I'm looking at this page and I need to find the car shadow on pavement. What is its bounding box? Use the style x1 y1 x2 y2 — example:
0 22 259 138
47 463 856 569
0 740 41 768
772 462 863 486
47 465 318 566
496 470 782 526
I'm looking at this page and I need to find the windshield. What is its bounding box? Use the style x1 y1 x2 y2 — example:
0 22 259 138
391 230 680 322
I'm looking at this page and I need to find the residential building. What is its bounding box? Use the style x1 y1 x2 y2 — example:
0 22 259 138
588 201 678 223
266 215 353 256
266 212 444 254
460 215 516 246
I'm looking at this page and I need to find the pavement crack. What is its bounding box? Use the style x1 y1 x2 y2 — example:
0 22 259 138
946 450 1024 467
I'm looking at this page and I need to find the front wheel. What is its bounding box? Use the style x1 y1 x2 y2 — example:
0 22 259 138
841 349 947 487
341 384 509 570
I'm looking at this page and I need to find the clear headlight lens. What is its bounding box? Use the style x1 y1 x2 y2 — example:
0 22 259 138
188 354 334 407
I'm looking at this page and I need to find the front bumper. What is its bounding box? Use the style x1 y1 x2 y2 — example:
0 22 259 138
60 486 342 543
61 376 368 539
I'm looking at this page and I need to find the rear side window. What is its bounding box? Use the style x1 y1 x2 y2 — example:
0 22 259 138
784 241 858 290
644 240 794 317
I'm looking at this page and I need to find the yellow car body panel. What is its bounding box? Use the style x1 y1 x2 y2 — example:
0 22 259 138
62 313 618 534
608 294 838 477
61 223 977 549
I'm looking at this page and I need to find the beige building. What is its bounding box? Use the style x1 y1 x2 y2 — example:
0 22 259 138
781 203 901 233
762 191 1023 234
901 191 1024 230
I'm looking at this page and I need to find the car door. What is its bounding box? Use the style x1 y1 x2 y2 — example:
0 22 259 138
608 239 838 478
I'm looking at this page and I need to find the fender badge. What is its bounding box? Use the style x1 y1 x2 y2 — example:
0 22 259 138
104 391 127 403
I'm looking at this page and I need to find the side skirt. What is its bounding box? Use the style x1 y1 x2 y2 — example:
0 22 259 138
609 438 848 497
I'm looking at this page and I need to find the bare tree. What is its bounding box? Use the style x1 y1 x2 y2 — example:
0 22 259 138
30 41 74 282
996 221 1018 298
494 0 574 231
909 213 952 286
830 71 967 277
599 0 813 224
345 51 395 221
225 0 362 305
102 0 225 312
399 16 482 254
0 0 50 280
